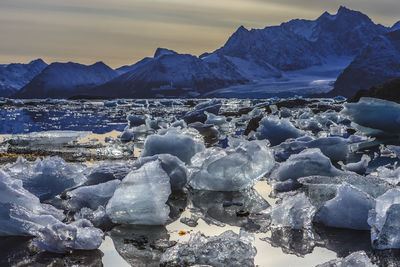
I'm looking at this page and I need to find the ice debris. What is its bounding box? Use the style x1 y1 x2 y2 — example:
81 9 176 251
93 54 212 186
5 156 86 201
315 183 375 230
271 148 343 188
106 160 171 225
340 154 371 175
256 116 305 146
368 189 400 249
65 180 120 212
342 98 400 136
267 193 316 229
189 138 274 191
141 128 205 164
316 251 376 267
160 230 256 267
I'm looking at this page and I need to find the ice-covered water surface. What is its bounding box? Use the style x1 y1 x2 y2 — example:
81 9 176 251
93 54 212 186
1 97 400 266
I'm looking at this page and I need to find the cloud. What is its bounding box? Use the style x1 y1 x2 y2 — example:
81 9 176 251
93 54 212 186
0 0 398 67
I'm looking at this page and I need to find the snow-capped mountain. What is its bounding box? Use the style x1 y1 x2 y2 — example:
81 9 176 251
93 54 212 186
7 6 398 98
329 30 400 98
213 6 388 72
15 62 118 98
92 48 248 98
0 59 47 97
392 21 400 31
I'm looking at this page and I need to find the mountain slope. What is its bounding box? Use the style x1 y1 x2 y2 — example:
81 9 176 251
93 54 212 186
0 59 47 97
329 30 400 98
93 48 248 98
15 62 118 98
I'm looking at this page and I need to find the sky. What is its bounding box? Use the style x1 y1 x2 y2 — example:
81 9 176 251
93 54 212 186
0 0 399 68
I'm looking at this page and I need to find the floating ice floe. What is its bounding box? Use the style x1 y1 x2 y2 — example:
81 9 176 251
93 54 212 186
0 170 64 236
65 180 120 212
266 193 316 230
342 97 400 136
0 170 103 253
5 156 86 201
316 251 377 267
271 148 343 190
315 183 375 230
299 174 391 208
256 116 305 146
34 219 104 253
340 154 371 174
182 99 222 123
188 138 274 191
2 130 91 148
274 136 363 162
85 162 131 185
141 128 205 164
368 188 400 249
160 230 256 267
74 206 111 229
134 154 188 191
106 160 171 225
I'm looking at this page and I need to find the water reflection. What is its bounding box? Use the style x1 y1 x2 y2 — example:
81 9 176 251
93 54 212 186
0 236 103 267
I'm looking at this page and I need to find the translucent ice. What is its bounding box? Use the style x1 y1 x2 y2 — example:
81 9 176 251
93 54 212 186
5 156 86 201
133 154 188 191
316 251 377 267
0 170 64 236
315 183 375 230
85 161 131 186
342 98 400 136
267 193 316 229
256 116 305 146
34 219 104 253
160 230 256 267
65 180 120 212
275 136 357 162
340 154 371 175
188 138 274 191
271 148 343 185
183 99 222 124
141 128 205 164
299 174 391 208
368 189 400 249
106 160 171 225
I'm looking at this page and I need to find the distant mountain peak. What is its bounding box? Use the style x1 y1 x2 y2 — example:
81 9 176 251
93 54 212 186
154 48 178 58
29 58 46 66
392 21 400 31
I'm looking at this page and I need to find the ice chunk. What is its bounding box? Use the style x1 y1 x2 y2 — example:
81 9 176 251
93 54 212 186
0 170 64 236
133 154 188 191
34 219 104 253
267 193 316 229
316 251 376 267
3 130 91 148
189 122 219 145
74 206 112 229
205 112 227 127
342 98 400 136
368 189 400 249
189 139 274 191
315 183 375 230
65 180 120 212
160 230 256 267
299 174 391 208
119 127 134 142
340 154 371 175
106 161 171 225
127 114 147 127
190 189 270 227
256 116 305 146
5 156 86 201
141 128 205 164
183 99 222 124
271 148 343 186
85 162 131 185
274 136 361 162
